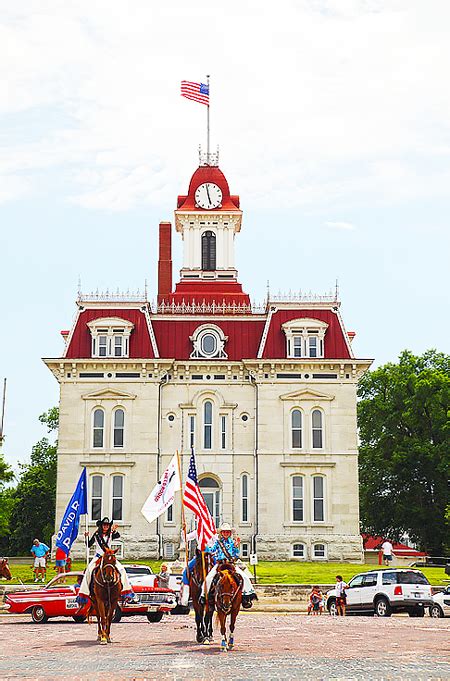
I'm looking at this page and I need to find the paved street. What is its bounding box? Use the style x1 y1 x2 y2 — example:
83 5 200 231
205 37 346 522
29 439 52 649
0 613 449 680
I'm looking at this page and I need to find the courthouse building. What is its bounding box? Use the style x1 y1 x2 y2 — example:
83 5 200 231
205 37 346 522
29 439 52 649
45 151 372 561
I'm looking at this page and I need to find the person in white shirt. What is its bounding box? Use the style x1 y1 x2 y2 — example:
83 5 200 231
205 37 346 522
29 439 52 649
335 575 348 616
381 539 394 566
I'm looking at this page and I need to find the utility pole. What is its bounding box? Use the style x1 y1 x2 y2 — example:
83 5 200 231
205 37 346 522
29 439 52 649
0 378 6 450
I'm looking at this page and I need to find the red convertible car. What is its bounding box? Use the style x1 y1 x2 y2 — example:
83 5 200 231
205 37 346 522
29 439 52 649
4 572 179 624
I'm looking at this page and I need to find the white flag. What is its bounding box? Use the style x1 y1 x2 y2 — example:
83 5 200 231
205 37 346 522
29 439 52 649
141 454 181 525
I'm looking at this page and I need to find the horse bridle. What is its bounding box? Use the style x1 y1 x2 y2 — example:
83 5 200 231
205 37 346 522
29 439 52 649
94 553 120 588
216 574 242 614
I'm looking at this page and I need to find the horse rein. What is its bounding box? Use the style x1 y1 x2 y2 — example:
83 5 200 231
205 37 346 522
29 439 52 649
93 554 120 588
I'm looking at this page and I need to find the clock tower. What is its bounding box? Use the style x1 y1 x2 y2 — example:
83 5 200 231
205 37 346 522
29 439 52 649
158 152 250 308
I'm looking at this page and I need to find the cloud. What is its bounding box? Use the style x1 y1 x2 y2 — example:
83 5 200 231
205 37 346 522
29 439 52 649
1 1 450 210
325 221 356 231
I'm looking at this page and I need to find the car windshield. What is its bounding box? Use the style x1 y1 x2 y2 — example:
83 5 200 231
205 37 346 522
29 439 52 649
125 566 152 575
46 574 84 588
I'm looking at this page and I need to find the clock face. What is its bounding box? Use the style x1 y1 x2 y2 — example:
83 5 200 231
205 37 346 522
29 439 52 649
195 183 223 210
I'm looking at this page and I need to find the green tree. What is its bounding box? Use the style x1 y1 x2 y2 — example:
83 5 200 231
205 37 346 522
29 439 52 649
5 408 58 554
358 350 449 555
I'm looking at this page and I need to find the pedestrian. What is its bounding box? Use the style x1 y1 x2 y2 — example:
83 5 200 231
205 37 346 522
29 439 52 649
157 563 171 589
335 575 348 616
381 539 395 566
31 539 50 583
308 585 323 615
54 546 67 577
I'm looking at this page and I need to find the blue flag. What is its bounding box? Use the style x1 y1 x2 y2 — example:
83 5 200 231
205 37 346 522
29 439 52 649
55 468 87 554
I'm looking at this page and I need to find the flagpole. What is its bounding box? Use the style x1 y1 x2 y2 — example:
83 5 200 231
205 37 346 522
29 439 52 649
85 513 89 567
206 74 210 162
176 450 189 570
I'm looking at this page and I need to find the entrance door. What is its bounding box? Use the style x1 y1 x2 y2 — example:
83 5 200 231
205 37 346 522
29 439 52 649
199 477 221 528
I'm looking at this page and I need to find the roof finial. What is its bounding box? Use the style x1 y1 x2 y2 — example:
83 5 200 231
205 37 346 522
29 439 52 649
77 276 82 300
266 279 270 302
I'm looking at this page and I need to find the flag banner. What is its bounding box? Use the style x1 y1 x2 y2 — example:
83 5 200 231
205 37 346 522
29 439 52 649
141 454 181 525
55 468 87 554
181 80 209 106
182 450 217 550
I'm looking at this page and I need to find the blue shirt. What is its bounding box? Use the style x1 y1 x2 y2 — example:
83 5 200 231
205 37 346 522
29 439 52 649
31 543 50 557
206 536 239 561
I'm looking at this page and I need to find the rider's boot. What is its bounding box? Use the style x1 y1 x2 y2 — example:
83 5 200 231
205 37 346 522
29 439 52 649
181 584 190 606
121 590 137 603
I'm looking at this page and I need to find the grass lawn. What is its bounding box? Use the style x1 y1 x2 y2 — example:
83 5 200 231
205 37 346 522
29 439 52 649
3 560 447 587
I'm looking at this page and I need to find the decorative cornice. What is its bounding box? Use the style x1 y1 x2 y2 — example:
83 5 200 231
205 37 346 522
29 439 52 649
279 389 335 402
82 388 137 400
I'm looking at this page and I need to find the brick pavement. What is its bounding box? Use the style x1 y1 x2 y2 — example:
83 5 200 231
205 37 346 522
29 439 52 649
0 613 449 680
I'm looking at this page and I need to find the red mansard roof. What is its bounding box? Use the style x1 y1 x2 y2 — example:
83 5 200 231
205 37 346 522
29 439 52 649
261 309 351 360
151 318 265 361
165 281 251 307
65 308 155 359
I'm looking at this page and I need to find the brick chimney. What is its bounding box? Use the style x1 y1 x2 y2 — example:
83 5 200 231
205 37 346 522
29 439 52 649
157 222 172 305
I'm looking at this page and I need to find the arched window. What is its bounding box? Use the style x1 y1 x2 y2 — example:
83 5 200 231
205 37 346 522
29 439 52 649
292 475 304 522
292 543 305 558
313 543 326 559
241 474 249 522
291 409 302 448
202 231 216 271
313 476 325 522
112 475 124 521
312 409 323 449
91 475 103 520
204 401 213 449
93 409 104 448
113 409 125 448
199 477 220 527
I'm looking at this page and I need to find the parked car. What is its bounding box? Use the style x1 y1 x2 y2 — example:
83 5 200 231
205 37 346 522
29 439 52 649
4 572 178 624
326 568 433 617
124 564 183 592
429 585 450 618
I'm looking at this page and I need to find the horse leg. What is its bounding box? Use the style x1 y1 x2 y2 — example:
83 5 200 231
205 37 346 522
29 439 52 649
106 602 114 643
219 612 228 652
194 604 205 644
228 605 238 650
97 601 107 645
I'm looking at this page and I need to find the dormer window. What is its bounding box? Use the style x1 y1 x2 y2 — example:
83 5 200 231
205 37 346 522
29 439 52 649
190 324 228 359
88 318 134 359
282 318 328 359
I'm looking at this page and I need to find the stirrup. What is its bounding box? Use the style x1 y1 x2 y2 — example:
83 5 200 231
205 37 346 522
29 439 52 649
121 591 136 603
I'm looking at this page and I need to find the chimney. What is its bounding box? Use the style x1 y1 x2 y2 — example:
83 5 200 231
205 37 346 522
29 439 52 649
157 222 172 305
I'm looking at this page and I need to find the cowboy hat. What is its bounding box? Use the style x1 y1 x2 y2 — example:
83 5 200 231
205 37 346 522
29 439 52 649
219 522 232 532
96 517 112 528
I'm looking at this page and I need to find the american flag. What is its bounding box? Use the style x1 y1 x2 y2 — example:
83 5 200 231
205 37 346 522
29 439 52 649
182 451 216 550
180 80 209 106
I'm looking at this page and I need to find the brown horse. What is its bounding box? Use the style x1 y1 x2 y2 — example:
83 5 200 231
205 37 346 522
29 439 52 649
0 558 12 580
210 562 243 652
88 549 122 644
188 550 215 643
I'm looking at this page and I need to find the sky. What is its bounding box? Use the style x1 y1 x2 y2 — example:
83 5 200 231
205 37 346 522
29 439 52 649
1 0 449 469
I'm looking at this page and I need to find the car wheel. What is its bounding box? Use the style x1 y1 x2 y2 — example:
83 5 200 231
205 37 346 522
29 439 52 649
408 606 425 617
375 597 392 617
112 607 122 623
146 612 163 623
31 606 48 623
327 599 337 617
429 604 444 618
72 615 86 623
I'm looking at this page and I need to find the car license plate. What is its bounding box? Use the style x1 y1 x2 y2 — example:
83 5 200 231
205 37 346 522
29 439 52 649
66 598 78 609
147 605 158 612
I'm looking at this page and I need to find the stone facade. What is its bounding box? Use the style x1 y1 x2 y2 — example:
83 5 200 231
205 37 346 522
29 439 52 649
45 157 371 562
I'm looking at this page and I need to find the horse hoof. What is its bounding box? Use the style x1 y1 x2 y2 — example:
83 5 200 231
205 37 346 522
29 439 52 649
221 641 228 652
107 638 113 643
100 639 107 645
202 639 210 645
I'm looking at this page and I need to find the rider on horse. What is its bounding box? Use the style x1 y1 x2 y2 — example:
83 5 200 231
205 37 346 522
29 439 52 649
203 522 257 609
76 517 135 605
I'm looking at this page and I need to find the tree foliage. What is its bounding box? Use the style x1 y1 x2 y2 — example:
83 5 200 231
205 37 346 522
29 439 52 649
358 350 449 555
0 409 58 555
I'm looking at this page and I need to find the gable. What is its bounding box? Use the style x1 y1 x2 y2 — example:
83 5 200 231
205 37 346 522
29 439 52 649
82 388 136 400
279 389 335 402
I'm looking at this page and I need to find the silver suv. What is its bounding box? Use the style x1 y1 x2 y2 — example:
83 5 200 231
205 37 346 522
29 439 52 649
326 569 433 617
